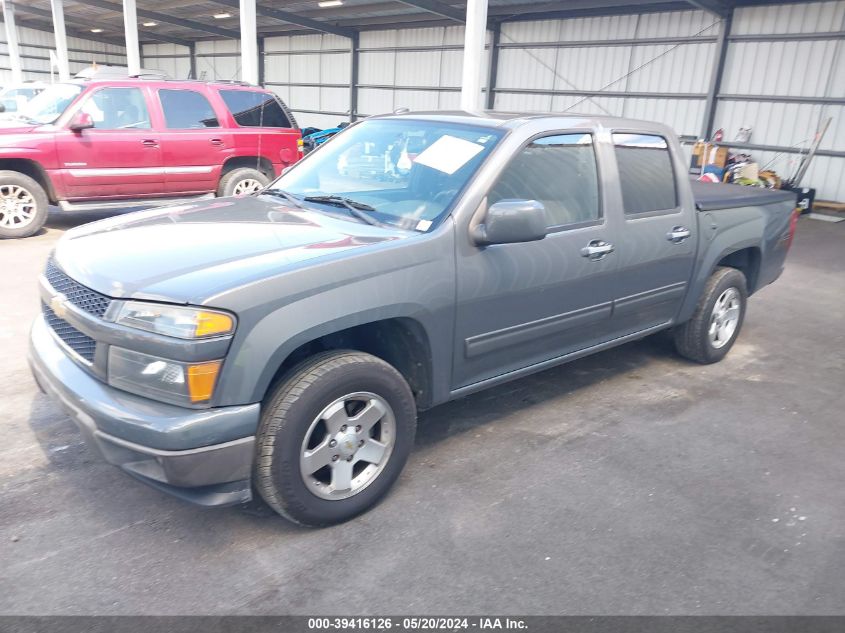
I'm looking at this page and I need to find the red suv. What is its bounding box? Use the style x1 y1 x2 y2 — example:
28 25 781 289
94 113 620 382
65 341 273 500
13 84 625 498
0 77 301 238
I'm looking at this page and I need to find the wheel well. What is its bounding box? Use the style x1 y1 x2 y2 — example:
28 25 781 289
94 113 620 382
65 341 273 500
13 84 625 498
0 159 56 203
268 318 434 409
717 247 761 293
221 156 275 180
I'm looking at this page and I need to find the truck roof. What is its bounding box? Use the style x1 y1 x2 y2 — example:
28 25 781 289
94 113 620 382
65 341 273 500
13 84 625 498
372 109 672 132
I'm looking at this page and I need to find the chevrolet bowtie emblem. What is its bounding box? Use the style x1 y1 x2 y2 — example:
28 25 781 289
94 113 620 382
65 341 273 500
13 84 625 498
50 294 68 319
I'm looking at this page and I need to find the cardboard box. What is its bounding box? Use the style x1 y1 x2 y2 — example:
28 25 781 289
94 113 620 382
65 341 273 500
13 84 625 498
690 142 729 169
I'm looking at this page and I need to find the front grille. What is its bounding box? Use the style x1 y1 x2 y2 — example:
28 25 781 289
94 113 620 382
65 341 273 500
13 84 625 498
42 303 97 363
44 258 112 318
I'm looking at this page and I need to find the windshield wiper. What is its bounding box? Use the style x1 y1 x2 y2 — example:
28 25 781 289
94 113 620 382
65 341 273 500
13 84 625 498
13 114 41 125
263 188 304 208
302 195 383 227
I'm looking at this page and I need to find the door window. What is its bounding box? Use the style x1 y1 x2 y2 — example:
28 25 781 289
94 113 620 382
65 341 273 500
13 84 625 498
219 89 292 128
612 133 677 214
79 87 150 129
489 133 600 229
158 89 220 129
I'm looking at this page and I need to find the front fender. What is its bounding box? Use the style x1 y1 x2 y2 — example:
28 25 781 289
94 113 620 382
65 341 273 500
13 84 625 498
213 227 457 407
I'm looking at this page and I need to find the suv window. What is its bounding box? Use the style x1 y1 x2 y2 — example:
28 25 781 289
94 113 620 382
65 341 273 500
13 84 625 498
79 87 150 129
219 90 292 128
613 133 677 214
158 89 220 129
489 133 600 228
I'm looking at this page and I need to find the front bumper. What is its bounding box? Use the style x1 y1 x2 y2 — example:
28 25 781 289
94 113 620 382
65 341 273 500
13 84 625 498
29 315 260 507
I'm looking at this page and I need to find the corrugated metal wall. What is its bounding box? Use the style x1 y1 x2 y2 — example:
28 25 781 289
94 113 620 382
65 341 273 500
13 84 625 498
494 10 719 138
142 43 191 79
263 33 351 129
714 1 845 202
1 24 126 82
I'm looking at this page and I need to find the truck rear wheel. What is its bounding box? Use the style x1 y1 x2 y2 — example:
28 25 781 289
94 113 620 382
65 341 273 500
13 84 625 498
0 171 48 239
255 350 417 527
217 167 270 197
673 266 747 364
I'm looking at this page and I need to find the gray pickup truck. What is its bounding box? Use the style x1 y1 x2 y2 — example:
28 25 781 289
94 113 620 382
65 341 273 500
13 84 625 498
29 111 798 526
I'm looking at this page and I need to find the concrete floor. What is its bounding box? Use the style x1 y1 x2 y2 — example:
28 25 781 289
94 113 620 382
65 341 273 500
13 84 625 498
1 210 843 615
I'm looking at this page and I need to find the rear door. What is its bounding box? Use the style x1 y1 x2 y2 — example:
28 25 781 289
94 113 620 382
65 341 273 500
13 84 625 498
155 87 232 194
453 131 620 389
54 85 163 200
217 88 300 175
608 132 697 334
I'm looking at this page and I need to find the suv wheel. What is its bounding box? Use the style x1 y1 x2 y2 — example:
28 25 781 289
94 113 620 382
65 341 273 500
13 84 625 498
673 266 747 364
0 171 49 239
255 351 417 527
218 167 270 197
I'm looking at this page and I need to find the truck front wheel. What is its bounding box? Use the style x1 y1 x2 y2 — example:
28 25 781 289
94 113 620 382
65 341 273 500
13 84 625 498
673 266 747 364
255 350 417 527
0 171 49 239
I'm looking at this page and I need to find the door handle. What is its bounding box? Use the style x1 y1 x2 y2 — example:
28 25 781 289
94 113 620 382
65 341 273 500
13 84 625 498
666 226 691 243
210 138 224 146
141 139 158 147
580 240 614 261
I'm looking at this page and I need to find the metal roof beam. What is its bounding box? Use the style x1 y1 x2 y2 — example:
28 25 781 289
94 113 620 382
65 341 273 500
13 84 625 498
489 0 679 17
68 0 240 38
213 0 356 38
685 0 731 17
394 0 464 23
13 4 193 47
3 14 126 46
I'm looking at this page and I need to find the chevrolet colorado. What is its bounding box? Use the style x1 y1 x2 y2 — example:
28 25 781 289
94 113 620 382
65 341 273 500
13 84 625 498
29 112 798 526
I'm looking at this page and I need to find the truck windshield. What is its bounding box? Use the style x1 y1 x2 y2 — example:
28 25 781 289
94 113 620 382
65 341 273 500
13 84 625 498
269 118 504 231
17 83 83 124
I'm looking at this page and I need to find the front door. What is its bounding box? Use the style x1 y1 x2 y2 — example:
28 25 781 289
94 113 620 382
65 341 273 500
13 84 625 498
155 88 231 194
453 132 620 389
55 86 163 200
607 133 697 335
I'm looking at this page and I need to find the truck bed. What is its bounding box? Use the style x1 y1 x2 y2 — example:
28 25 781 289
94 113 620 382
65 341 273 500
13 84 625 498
690 178 797 211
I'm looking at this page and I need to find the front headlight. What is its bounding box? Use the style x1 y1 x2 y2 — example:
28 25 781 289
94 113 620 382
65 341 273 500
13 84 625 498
115 301 235 339
108 347 222 406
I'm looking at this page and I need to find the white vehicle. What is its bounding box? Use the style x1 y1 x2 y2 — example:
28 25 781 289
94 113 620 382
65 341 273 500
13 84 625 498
0 82 48 114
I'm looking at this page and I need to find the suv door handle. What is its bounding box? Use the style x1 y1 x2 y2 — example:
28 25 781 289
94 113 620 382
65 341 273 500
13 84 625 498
210 138 224 146
141 139 158 147
667 226 691 243
580 240 614 261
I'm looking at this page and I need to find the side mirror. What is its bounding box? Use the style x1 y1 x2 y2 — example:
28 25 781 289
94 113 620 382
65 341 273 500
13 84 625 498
69 111 94 132
472 199 548 246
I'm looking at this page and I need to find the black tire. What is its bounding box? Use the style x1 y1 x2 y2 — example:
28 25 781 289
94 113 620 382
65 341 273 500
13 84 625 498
255 350 417 527
217 167 270 197
0 170 49 239
673 266 748 364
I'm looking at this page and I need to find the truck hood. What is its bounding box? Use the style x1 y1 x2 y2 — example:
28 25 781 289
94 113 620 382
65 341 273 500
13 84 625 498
54 195 412 304
0 118 37 133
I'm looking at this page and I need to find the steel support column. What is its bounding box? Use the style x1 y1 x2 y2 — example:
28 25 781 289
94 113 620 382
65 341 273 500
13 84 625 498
460 0 489 111
258 37 265 86
1 1 23 83
700 8 732 140
49 0 70 81
239 0 259 84
349 32 359 122
485 21 500 110
122 0 141 75
188 42 197 79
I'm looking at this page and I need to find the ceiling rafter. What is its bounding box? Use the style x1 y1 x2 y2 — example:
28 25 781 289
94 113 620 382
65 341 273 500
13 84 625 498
212 0 356 38
393 0 464 23
68 0 240 38
685 0 732 16
13 4 193 47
